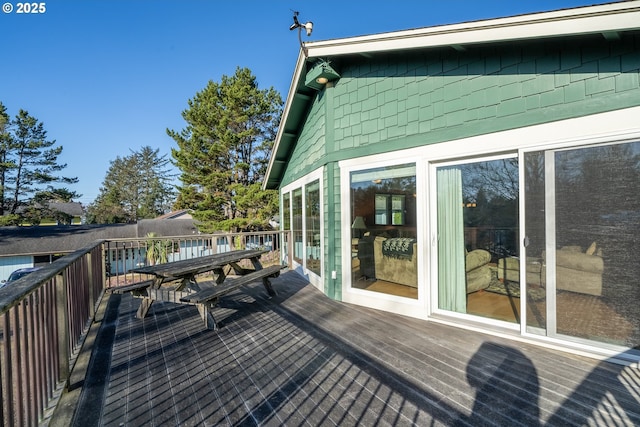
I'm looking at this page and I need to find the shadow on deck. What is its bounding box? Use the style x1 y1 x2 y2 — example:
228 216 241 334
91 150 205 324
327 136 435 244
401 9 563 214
56 270 639 426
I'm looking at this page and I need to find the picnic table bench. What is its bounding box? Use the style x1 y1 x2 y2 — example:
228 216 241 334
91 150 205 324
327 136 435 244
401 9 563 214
119 249 285 330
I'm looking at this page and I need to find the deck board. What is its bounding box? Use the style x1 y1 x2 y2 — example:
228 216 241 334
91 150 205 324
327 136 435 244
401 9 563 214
67 270 640 426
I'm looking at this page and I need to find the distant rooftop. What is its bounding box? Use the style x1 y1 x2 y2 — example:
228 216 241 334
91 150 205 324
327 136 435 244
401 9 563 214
0 219 198 257
155 209 193 220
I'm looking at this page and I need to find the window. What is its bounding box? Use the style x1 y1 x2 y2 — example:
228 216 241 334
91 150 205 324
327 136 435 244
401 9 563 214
436 157 520 323
375 194 388 225
281 169 324 284
350 163 417 298
374 194 405 225
305 180 321 275
391 195 405 225
292 188 303 264
524 141 640 349
282 192 291 261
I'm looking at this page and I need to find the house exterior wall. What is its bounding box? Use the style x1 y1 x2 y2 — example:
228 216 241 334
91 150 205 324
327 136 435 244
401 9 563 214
332 34 640 156
283 34 640 187
324 161 341 299
0 256 33 283
281 97 327 185
279 33 640 300
279 35 640 302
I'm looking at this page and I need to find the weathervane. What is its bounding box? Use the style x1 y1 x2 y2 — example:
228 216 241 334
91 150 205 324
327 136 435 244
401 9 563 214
290 11 313 57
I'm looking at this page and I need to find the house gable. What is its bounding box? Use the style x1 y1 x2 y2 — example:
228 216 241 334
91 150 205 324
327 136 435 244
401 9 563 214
269 1 640 362
266 2 640 190
280 95 327 186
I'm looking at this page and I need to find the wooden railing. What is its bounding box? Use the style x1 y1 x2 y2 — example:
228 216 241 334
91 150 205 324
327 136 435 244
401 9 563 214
104 230 292 288
0 230 291 425
0 241 105 426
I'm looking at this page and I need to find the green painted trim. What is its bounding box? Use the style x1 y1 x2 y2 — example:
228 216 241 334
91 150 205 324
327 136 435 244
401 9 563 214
325 83 336 155
324 84 340 300
281 96 640 190
325 162 339 300
280 90 640 182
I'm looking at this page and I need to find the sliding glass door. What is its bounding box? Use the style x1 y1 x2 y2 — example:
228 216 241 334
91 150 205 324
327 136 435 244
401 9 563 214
305 180 321 276
281 169 324 287
524 141 640 349
435 156 520 324
292 188 303 264
434 142 639 350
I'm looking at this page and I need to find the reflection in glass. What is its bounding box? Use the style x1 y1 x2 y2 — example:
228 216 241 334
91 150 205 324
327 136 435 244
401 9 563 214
553 142 640 348
282 192 291 261
350 164 417 298
437 158 521 324
525 142 640 350
305 180 321 276
292 188 303 264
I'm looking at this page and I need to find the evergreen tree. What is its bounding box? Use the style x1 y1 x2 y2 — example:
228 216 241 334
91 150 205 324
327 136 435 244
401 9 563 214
0 103 10 219
168 67 281 233
86 146 176 224
0 105 79 225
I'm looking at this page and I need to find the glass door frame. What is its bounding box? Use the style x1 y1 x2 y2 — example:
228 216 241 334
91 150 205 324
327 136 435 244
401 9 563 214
338 152 428 320
428 152 522 331
520 140 640 352
281 167 325 290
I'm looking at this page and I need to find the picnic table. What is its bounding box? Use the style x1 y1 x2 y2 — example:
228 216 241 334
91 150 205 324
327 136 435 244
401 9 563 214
115 249 285 330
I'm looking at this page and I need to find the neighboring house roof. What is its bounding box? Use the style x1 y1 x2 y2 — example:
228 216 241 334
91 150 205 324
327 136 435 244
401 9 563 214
14 201 84 216
0 219 199 257
156 209 193 220
137 219 198 238
49 202 84 217
264 1 640 189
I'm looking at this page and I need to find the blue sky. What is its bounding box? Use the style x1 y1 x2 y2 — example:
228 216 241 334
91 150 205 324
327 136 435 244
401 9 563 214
0 0 613 205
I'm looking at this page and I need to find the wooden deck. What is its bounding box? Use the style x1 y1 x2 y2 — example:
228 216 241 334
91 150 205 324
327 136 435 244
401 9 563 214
57 270 639 426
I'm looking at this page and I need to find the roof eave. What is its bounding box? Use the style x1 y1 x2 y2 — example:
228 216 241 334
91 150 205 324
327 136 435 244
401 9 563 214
264 49 309 190
305 1 640 58
264 1 640 190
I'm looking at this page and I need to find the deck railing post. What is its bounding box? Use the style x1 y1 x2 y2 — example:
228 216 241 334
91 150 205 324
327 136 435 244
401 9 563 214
87 251 95 317
287 230 293 268
102 242 109 288
55 273 71 389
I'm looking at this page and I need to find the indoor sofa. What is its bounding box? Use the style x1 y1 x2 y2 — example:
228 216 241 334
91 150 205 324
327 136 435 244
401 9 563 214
550 244 604 296
373 236 418 287
465 249 493 293
498 243 604 296
373 236 492 292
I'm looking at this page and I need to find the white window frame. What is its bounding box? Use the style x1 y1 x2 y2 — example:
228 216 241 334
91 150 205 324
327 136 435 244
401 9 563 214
419 106 640 363
428 152 521 333
281 166 325 290
339 154 428 320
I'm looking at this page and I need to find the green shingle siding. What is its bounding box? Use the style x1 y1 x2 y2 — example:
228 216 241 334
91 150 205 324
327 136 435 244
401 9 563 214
280 98 326 185
497 97 527 117
334 36 636 158
616 73 639 92
564 82 586 103
278 33 640 301
554 73 571 88
621 51 640 72
499 82 523 101
325 161 342 300
585 75 616 95
539 89 564 108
